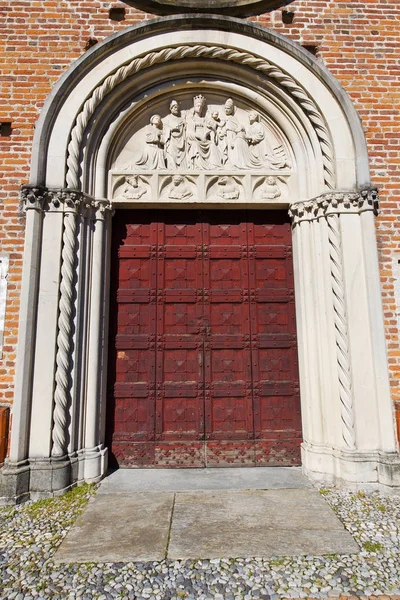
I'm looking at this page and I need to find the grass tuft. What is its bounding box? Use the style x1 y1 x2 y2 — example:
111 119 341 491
363 541 384 553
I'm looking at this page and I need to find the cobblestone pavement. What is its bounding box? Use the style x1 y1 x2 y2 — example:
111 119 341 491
1 484 400 599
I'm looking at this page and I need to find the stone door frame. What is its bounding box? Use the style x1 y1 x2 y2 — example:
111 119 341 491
2 15 399 502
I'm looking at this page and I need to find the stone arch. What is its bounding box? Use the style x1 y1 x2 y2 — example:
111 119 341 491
4 16 399 502
93 75 321 200
30 16 368 191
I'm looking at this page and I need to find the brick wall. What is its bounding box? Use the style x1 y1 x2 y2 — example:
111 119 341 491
0 0 399 441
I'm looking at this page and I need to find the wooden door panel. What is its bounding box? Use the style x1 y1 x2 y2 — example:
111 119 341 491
112 218 157 452
247 215 301 465
254 301 294 333
209 302 245 335
107 209 302 468
164 302 199 335
259 394 302 435
155 214 204 450
203 213 253 453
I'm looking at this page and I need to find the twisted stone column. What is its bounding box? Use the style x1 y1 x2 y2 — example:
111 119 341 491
51 191 82 457
326 212 356 449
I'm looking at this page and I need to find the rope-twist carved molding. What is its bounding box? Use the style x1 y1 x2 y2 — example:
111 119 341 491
51 191 80 457
288 188 378 225
327 212 356 449
65 44 335 191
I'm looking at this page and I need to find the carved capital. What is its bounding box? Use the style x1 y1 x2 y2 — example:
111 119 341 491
91 199 113 220
288 188 379 225
19 185 47 213
45 188 85 213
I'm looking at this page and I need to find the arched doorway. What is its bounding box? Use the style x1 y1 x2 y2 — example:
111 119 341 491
103 85 306 468
3 16 399 501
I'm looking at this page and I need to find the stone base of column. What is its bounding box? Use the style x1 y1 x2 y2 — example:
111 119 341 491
29 456 72 500
0 448 109 503
82 445 108 482
0 459 30 505
302 442 400 491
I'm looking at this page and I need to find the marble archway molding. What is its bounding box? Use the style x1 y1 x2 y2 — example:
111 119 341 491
65 43 335 192
2 15 399 503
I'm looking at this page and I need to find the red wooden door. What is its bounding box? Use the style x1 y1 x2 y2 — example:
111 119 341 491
107 210 302 467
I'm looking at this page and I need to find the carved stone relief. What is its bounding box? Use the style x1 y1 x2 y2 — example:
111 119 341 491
110 94 292 204
206 176 243 203
160 175 196 201
114 175 150 201
253 175 286 201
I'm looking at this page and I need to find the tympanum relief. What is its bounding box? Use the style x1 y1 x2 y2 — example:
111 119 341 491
111 95 292 204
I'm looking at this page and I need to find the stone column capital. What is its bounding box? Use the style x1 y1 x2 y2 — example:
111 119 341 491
20 185 48 212
289 188 379 225
20 186 90 214
45 188 86 213
91 198 113 220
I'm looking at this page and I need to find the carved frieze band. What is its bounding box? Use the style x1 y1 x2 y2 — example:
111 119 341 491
65 44 335 191
111 172 289 204
288 188 379 225
19 186 112 216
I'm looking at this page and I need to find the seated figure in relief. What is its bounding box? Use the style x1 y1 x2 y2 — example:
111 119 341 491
118 175 147 200
163 100 186 169
246 111 289 170
167 175 193 200
186 95 215 170
135 114 166 170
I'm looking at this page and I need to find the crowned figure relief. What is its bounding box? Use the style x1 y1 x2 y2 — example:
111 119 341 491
186 95 214 169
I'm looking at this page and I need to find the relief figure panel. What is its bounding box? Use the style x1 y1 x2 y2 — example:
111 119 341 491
110 93 294 204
